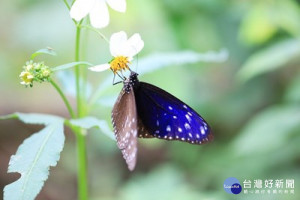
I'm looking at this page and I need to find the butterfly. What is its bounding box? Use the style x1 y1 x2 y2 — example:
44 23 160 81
111 71 213 170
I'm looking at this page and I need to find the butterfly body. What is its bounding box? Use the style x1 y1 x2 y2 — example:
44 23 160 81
112 71 213 170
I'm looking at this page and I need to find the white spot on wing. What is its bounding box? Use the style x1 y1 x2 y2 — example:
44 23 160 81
168 106 173 110
178 127 182 132
200 126 205 135
185 114 192 123
184 123 191 130
166 125 171 132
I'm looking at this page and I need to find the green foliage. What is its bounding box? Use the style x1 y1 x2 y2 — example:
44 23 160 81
284 72 300 103
232 105 300 155
69 116 115 140
2 113 65 200
52 61 93 71
31 48 57 60
237 39 300 82
239 0 300 45
119 165 211 200
1 112 63 125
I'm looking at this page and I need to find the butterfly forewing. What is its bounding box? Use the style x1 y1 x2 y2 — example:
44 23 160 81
112 85 138 171
137 117 153 138
135 82 213 144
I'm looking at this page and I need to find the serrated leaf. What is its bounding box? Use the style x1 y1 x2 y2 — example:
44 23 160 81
0 112 63 125
31 48 57 60
237 39 300 82
69 116 115 140
232 105 300 156
89 49 228 105
52 61 93 71
4 116 65 200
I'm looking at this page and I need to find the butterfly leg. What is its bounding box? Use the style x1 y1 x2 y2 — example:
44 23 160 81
112 71 124 85
120 71 127 79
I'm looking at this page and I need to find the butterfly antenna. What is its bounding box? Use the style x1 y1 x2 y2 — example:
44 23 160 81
128 44 139 73
135 53 139 72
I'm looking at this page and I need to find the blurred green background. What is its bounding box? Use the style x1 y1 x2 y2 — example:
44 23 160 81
0 0 300 199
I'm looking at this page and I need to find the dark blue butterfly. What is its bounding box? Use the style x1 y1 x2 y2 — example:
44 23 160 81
112 71 213 170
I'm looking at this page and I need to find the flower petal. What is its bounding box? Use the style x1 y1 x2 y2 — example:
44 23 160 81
106 0 126 12
89 0 110 28
89 63 110 72
109 31 128 57
70 0 95 21
123 33 144 57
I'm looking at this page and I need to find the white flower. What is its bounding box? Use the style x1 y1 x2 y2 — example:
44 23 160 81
89 31 144 73
70 0 126 28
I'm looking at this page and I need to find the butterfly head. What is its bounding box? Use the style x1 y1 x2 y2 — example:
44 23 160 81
124 71 139 93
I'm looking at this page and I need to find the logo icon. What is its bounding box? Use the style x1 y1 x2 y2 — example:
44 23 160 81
224 177 242 194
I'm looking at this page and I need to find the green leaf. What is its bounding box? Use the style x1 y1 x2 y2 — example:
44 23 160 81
3 113 65 200
89 49 228 105
69 116 115 140
31 48 57 60
284 72 300 104
237 39 300 82
120 165 212 200
51 61 93 71
134 49 228 75
0 112 63 125
232 105 300 156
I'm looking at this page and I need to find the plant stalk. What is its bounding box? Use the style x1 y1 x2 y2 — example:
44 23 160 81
74 25 88 200
50 79 75 118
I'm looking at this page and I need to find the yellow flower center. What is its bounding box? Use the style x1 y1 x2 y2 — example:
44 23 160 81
20 71 34 85
110 56 130 73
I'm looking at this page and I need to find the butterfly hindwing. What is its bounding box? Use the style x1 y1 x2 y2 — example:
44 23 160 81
135 82 213 144
111 85 138 170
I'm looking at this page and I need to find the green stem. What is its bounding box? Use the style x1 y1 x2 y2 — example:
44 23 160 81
63 0 71 10
74 25 88 200
50 79 75 118
80 25 109 43
76 133 88 200
75 26 82 118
